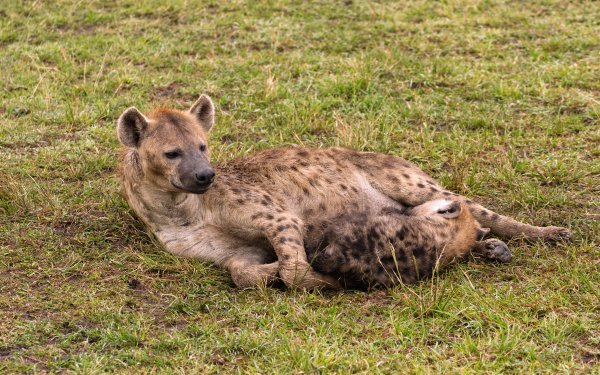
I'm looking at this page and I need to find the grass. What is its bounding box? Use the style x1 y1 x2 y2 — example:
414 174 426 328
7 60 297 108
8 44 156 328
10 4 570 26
0 0 598 373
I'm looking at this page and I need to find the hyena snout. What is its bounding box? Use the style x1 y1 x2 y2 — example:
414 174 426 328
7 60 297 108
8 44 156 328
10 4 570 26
177 162 215 194
195 168 215 186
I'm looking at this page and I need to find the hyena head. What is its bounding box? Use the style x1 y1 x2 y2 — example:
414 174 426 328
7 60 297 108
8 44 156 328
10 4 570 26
117 94 216 194
407 199 490 251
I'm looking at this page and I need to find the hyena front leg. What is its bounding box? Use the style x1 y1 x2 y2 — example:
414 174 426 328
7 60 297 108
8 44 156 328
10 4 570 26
262 216 341 290
358 154 572 243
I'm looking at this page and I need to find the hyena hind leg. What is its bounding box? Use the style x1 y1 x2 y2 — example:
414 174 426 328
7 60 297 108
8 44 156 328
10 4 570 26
465 201 572 244
353 151 572 243
366 169 571 242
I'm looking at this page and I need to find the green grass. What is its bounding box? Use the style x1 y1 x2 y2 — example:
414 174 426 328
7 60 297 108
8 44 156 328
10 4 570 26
1 0 599 373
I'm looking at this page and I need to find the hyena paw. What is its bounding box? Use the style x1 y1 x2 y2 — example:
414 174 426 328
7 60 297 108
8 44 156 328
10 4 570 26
541 226 572 244
279 261 341 290
473 238 512 263
231 262 279 288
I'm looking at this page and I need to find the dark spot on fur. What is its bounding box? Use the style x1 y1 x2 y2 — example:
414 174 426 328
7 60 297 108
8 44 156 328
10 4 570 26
302 187 310 196
297 149 309 157
395 249 408 263
443 191 451 196
381 207 405 216
181 221 191 227
430 186 439 192
466 199 473 204
250 213 263 220
261 200 270 206
395 228 406 241
368 227 381 240
236 198 245 204
277 225 286 232
480 210 488 216
351 186 358 193
491 213 499 220
402 173 410 179
348 237 367 258
266 214 274 220
278 237 288 244
417 183 425 188
339 184 348 190
401 265 413 277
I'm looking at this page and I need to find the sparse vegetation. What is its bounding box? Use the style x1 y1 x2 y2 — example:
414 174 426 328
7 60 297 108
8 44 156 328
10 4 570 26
1 0 598 373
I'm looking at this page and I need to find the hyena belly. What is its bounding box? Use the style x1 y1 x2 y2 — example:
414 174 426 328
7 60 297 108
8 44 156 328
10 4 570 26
304 207 473 289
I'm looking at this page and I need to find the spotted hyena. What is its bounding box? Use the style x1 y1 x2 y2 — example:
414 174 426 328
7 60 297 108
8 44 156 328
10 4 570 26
305 199 511 289
116 94 571 289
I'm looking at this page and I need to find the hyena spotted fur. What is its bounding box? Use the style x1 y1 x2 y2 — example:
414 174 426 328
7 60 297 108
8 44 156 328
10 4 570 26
117 94 571 289
305 200 511 289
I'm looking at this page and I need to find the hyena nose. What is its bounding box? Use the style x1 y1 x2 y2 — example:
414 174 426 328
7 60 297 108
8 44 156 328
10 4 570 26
195 169 215 186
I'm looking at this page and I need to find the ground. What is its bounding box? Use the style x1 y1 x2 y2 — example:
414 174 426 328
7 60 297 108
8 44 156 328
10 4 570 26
0 0 599 373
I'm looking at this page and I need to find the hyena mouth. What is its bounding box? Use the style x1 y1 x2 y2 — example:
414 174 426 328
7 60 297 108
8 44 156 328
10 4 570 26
171 182 212 194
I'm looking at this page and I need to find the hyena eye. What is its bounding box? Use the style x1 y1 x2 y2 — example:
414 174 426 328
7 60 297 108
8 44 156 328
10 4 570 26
199 144 207 152
164 150 181 159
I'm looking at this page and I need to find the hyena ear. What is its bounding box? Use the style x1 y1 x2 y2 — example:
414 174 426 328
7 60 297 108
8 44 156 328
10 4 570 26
117 107 149 148
189 94 215 132
477 227 491 240
437 201 462 219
